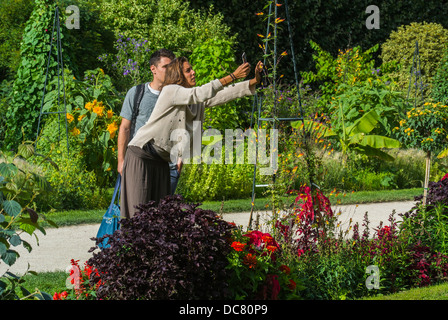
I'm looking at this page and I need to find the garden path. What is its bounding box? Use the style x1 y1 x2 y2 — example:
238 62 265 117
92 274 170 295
0 200 416 276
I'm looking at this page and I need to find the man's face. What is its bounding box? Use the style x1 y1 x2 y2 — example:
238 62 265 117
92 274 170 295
151 57 172 83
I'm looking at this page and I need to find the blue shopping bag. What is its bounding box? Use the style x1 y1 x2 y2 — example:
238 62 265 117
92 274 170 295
96 174 121 249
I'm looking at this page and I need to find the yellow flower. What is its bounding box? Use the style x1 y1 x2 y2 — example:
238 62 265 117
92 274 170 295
78 114 86 121
107 110 114 119
66 113 74 123
107 122 119 139
85 102 93 111
70 127 80 136
93 102 105 117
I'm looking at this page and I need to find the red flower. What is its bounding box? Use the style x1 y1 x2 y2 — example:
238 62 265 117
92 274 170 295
442 173 448 181
279 265 291 275
243 253 257 268
287 279 296 291
53 291 68 300
268 274 280 300
231 241 246 252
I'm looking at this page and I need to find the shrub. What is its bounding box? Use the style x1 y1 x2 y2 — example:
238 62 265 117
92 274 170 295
32 144 108 211
88 195 234 300
432 48 448 105
189 38 247 131
0 142 56 300
3 0 72 150
381 22 448 97
100 0 234 58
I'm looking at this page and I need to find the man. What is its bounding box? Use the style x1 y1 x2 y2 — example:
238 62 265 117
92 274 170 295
117 48 180 194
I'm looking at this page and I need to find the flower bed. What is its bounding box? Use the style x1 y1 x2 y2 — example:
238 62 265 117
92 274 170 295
53 177 448 300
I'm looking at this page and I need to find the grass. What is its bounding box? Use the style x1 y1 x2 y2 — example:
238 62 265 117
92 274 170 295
40 187 423 228
362 282 448 300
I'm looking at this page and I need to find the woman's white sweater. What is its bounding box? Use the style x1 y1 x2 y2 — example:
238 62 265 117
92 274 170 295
128 79 255 162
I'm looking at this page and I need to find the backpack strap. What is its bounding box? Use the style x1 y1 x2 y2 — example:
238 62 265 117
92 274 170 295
129 83 146 139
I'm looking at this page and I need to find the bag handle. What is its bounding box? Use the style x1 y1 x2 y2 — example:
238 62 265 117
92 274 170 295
110 174 121 208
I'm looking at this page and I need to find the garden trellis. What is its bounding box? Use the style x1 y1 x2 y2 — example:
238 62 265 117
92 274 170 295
35 6 70 155
248 0 308 228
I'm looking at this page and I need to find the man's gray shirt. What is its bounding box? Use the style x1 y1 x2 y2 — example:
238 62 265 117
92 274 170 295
120 82 159 136
120 83 176 170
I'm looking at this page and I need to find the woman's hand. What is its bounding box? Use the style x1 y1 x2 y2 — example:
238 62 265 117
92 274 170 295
249 61 263 88
232 62 251 80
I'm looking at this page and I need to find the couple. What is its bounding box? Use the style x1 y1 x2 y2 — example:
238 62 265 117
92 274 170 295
118 49 263 219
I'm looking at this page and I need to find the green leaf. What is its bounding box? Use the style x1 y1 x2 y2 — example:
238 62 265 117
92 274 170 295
347 109 379 135
2 249 19 266
9 234 21 247
34 290 53 300
18 143 35 159
0 163 18 178
0 242 7 256
3 200 22 217
355 134 401 149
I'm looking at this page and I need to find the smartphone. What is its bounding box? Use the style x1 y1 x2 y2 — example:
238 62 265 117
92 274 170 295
242 52 247 64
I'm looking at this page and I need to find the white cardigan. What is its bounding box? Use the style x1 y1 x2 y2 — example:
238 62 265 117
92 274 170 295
128 79 255 162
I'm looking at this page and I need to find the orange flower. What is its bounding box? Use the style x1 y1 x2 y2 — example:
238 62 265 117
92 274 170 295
66 113 74 123
107 122 118 138
107 109 114 119
85 102 93 111
243 253 257 268
275 17 285 24
255 12 264 16
281 51 288 56
231 241 246 252
70 127 80 136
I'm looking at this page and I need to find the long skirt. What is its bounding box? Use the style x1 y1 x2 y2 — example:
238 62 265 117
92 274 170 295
120 145 170 219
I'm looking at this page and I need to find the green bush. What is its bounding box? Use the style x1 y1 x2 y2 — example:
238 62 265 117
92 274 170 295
3 0 72 150
177 162 255 202
32 145 108 211
431 48 448 105
100 0 234 58
381 22 448 98
0 142 55 300
189 38 250 131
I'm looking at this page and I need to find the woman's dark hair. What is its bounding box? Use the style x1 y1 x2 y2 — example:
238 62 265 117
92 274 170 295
161 56 190 88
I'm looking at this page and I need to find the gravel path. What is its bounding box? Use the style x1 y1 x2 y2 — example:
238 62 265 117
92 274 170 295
0 201 416 276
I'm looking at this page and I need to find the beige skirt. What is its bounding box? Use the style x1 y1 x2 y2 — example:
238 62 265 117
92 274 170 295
120 145 170 219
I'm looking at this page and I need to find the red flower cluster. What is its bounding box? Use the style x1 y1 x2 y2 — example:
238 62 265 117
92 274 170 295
243 230 280 252
293 186 333 221
53 259 102 300
53 291 68 300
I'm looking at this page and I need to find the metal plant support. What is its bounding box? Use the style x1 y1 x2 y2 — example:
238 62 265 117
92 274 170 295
35 6 70 155
248 0 307 229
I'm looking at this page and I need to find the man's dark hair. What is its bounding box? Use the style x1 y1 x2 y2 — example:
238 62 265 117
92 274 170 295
149 49 175 67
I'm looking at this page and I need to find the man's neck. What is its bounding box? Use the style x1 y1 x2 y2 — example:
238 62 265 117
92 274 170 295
149 81 162 92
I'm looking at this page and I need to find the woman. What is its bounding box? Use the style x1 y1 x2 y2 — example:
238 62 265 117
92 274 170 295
121 57 263 219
